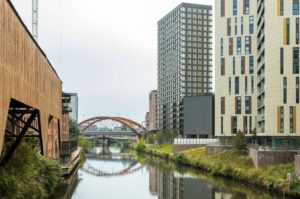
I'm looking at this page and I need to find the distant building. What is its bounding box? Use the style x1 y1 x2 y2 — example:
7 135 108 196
145 112 150 130
182 95 214 138
67 93 78 123
157 3 213 133
148 90 158 131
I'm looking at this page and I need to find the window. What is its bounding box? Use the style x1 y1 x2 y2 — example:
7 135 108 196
279 106 284 133
285 18 290 45
229 38 233 55
221 117 224 134
245 96 252 114
290 106 296 133
280 48 284 74
234 17 238 35
249 116 252 133
279 0 284 16
241 56 245 74
227 18 231 36
283 77 287 104
235 96 241 114
241 17 244 35
229 77 232 95
233 0 237 16
237 37 241 55
244 0 250 15
243 116 248 133
293 47 299 74
221 0 225 17
221 38 224 56
251 76 254 94
235 77 239 94
233 57 236 75
297 18 299 44
297 77 299 103
245 76 248 94
245 36 251 54
293 0 299 15
249 16 254 34
221 97 225 114
231 116 237 134
221 58 225 75
249 56 254 74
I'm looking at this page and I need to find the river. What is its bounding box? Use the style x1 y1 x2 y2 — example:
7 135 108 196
60 146 296 199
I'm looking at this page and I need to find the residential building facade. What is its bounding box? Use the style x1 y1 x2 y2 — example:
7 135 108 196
215 0 257 137
216 0 300 145
182 95 215 138
157 3 213 133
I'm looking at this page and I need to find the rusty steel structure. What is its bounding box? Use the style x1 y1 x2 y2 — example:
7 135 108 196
0 0 67 164
78 116 148 136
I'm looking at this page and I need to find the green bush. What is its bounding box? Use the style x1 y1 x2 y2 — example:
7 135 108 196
233 131 248 154
0 142 62 199
174 153 188 165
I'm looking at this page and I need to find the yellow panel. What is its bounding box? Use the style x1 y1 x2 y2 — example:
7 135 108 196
277 0 280 16
293 106 297 133
277 107 281 133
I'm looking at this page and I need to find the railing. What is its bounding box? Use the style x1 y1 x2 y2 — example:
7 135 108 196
174 138 218 145
61 134 78 156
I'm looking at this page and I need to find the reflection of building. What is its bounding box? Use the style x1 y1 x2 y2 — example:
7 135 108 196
145 112 150 130
157 3 213 133
67 93 78 123
157 169 214 199
148 166 158 196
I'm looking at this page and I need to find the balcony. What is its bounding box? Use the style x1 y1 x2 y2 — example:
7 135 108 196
258 86 265 96
257 114 265 122
257 74 265 84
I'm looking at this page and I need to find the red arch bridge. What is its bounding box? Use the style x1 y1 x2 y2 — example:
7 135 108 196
78 116 148 139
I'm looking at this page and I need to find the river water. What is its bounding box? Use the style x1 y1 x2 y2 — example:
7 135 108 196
62 146 296 199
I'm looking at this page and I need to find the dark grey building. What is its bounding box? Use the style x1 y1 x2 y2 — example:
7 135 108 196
182 95 214 138
157 3 213 133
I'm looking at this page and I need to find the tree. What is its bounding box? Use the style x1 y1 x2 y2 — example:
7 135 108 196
69 118 80 136
233 131 248 154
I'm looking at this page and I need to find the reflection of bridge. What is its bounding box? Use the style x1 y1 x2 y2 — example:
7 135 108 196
78 116 148 139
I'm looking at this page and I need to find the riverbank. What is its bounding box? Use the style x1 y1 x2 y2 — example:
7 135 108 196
132 142 300 197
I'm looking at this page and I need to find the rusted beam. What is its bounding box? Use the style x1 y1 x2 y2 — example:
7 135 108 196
0 110 38 165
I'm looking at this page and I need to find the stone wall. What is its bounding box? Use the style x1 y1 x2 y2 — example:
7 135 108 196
205 145 233 155
249 148 298 168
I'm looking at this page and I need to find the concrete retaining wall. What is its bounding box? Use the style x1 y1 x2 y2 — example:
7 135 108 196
249 148 298 168
173 144 203 153
205 145 233 155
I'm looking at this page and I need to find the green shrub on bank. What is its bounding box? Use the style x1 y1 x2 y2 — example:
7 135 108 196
174 153 188 165
78 135 92 152
0 142 62 199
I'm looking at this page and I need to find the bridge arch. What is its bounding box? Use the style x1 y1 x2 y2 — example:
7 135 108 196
78 116 147 136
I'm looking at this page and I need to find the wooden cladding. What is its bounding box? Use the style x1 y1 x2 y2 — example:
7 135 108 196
0 0 63 157
283 18 290 45
227 18 231 36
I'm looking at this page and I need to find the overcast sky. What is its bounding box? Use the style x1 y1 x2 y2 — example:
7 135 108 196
11 0 213 124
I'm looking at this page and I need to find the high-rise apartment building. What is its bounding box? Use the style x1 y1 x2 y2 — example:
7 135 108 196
215 0 257 137
216 0 300 144
157 3 213 133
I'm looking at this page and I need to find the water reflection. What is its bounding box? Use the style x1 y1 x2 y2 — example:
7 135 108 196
60 146 296 199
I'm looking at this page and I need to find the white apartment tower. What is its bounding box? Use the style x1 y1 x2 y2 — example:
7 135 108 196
216 0 300 147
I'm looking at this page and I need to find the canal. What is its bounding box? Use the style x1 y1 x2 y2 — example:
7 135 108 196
61 146 296 199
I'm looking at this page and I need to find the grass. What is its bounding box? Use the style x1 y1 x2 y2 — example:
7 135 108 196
133 143 300 197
